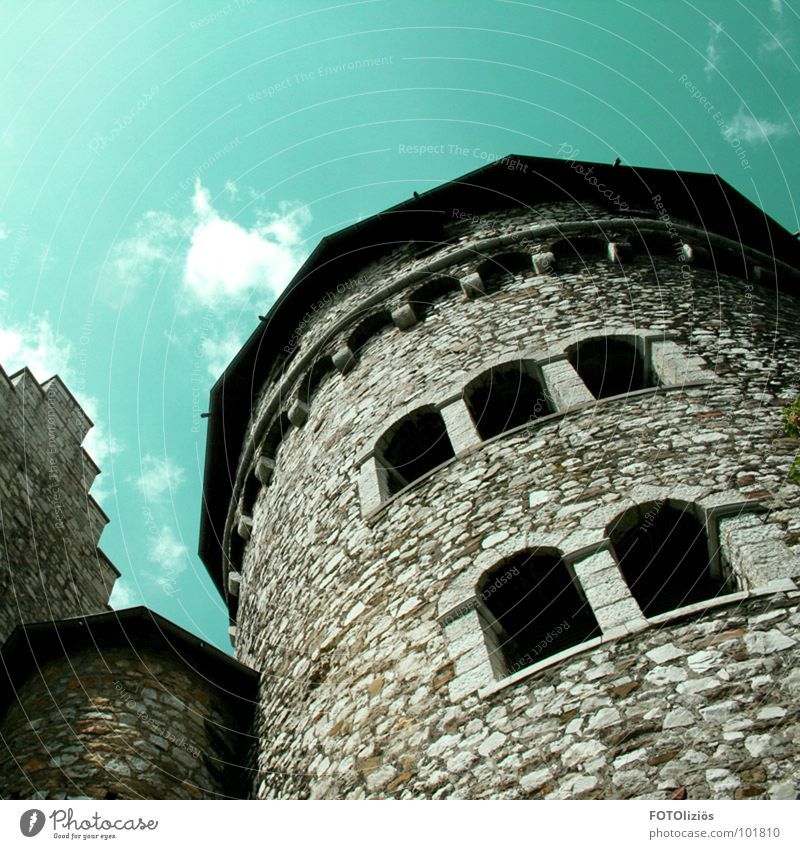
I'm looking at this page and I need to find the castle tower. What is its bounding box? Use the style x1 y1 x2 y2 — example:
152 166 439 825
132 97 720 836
201 155 800 800
0 366 118 644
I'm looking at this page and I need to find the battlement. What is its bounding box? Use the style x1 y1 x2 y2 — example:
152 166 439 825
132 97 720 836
0 362 118 646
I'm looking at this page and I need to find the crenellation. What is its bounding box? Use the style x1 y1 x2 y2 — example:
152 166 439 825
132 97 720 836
0 364 116 645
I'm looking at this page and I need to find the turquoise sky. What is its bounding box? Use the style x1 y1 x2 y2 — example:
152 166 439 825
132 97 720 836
1 0 798 651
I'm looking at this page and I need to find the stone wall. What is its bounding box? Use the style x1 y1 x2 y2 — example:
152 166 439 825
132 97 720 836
0 636 255 800
0 367 117 644
229 202 800 799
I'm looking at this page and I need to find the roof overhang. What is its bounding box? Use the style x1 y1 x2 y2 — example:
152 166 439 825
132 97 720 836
198 154 800 594
0 607 259 715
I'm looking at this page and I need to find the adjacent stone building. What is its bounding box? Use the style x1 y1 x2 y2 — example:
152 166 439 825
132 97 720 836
0 368 257 799
2 154 799 800
0 608 257 799
201 154 800 799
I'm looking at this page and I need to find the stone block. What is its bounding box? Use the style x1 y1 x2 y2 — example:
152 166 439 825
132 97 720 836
358 456 391 514
332 345 356 374
254 457 275 485
663 707 694 729
236 515 253 540
531 252 556 274
391 303 418 330
460 272 485 298
439 399 482 455
539 360 594 410
650 339 714 384
227 571 241 597
607 242 632 263
287 400 310 428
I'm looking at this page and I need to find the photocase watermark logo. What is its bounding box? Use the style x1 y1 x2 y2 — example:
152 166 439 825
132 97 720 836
16 808 159 836
19 810 45 837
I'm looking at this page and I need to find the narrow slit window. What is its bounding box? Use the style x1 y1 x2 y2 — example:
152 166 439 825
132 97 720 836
409 276 461 320
550 236 607 264
477 550 601 677
567 335 654 399
633 232 677 260
347 311 394 357
299 355 335 405
262 412 290 464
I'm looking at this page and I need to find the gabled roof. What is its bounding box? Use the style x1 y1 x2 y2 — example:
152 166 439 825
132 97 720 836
198 154 800 593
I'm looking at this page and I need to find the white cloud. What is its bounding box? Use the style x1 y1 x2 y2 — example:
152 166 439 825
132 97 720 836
759 1 791 56
38 242 56 274
99 210 187 298
98 181 311 378
723 107 790 143
760 32 787 55
0 316 72 380
201 330 246 378
0 223 8 239
704 21 724 74
110 523 190 604
134 454 185 502
0 316 123 501
108 578 141 609
100 180 311 317
148 524 189 593
184 179 310 308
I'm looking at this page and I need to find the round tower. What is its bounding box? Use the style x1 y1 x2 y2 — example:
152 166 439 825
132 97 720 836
201 155 800 800
0 608 257 799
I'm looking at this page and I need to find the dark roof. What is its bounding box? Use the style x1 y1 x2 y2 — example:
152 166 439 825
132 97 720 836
0 607 258 715
198 153 800 593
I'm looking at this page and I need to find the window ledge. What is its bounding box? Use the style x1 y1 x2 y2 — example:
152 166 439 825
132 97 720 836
477 579 797 699
363 380 715 522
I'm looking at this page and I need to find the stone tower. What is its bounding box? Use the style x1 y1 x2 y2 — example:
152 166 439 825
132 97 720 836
201 155 800 800
0 367 257 799
0 366 118 644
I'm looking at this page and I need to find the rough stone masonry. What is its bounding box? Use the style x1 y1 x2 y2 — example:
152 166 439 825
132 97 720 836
208 157 800 799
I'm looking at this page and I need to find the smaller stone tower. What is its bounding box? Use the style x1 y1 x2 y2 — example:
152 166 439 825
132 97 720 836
0 365 118 644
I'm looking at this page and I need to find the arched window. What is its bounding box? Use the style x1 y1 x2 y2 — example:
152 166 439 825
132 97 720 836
464 361 553 440
409 276 462 320
299 355 335 405
476 252 531 292
706 244 749 280
378 407 454 495
632 231 678 260
567 335 655 399
550 236 608 263
262 412 289 463
347 310 394 356
477 550 601 677
608 502 729 617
